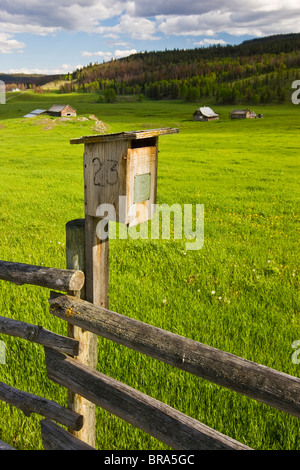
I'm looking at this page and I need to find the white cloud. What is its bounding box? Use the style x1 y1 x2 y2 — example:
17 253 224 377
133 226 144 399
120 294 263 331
114 48 137 58
194 38 228 46
81 48 137 61
128 0 300 18
157 11 231 37
0 1 299 48
107 40 130 47
6 64 83 74
156 4 300 38
0 22 60 36
0 0 126 34
127 0 217 17
81 50 114 60
0 33 25 53
95 14 159 40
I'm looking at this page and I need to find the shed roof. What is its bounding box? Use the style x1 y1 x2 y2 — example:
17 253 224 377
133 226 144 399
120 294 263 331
23 109 46 118
48 104 76 112
231 109 250 114
195 106 219 118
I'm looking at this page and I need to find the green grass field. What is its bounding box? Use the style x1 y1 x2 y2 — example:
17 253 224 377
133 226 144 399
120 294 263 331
0 91 299 450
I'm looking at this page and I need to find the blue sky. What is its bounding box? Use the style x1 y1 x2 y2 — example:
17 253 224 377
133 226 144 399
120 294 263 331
0 0 299 75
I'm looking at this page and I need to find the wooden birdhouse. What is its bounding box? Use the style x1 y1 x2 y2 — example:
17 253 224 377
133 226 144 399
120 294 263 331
70 128 179 227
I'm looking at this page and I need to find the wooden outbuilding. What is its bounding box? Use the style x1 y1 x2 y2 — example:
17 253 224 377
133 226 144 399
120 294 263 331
230 109 257 119
193 106 219 121
47 104 76 117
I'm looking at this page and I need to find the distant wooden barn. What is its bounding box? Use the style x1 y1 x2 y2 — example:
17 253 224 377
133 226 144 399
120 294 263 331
47 104 76 117
230 109 257 119
193 106 219 121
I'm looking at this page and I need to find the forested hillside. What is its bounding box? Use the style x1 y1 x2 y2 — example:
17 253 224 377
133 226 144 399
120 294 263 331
0 73 61 88
70 33 300 104
2 33 300 104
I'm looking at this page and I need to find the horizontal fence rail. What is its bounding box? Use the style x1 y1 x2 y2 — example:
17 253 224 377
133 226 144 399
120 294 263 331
0 382 83 431
0 260 85 292
40 419 96 451
0 315 80 356
2 265 299 450
49 293 300 419
45 347 251 450
0 440 16 450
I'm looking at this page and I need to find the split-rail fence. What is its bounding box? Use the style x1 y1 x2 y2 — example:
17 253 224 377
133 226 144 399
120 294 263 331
0 221 300 451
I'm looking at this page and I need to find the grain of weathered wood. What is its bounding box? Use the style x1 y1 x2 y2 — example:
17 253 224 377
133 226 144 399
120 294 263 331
83 138 159 224
84 215 109 310
80 215 109 448
0 315 79 355
126 144 158 226
66 219 86 300
45 347 251 450
83 139 128 219
66 218 97 447
81 130 170 224
0 382 83 431
0 260 84 292
70 128 179 145
49 293 300 419
40 419 96 450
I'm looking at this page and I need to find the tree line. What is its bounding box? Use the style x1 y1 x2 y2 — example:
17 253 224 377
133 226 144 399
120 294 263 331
3 34 300 104
69 47 300 104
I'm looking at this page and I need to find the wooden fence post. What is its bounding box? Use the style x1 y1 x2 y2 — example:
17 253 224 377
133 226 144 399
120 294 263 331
67 129 176 447
66 218 98 448
84 215 109 310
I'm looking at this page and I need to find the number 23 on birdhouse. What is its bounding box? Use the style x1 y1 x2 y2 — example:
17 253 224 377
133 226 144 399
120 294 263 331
70 128 179 227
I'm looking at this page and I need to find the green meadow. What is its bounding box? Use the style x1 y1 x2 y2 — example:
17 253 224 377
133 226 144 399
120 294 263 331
0 91 299 450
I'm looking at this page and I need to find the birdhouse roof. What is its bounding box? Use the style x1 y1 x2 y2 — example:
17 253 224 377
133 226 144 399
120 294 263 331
70 128 179 145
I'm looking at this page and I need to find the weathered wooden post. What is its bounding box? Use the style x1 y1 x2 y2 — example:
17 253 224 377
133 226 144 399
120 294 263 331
66 218 98 447
68 128 179 447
